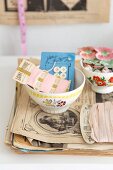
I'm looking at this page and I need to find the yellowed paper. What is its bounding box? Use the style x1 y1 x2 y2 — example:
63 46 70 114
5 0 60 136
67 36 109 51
11 86 84 144
0 0 110 25
6 59 113 154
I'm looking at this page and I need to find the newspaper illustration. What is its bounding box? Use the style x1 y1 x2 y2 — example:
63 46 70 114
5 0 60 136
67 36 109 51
11 86 84 144
0 0 110 24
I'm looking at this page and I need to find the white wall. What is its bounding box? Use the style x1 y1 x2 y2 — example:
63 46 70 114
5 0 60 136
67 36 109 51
0 0 113 56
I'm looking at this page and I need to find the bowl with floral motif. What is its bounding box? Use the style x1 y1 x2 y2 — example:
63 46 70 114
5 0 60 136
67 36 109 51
25 68 85 114
79 47 113 94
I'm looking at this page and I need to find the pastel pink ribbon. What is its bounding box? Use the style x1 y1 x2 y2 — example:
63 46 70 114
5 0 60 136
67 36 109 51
17 0 27 56
89 102 113 143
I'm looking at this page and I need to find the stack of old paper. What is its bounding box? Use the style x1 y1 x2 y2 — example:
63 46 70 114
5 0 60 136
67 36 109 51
5 80 113 154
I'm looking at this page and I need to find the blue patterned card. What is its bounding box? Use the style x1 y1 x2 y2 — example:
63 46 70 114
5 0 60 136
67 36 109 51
40 52 75 90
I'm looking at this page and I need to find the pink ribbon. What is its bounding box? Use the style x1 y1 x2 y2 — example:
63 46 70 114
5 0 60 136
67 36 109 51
17 0 27 56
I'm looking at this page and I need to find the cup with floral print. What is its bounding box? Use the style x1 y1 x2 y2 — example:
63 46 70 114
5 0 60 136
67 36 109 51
78 46 113 93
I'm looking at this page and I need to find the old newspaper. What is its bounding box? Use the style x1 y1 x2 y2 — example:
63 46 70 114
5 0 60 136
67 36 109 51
6 82 113 152
11 86 84 144
5 59 113 153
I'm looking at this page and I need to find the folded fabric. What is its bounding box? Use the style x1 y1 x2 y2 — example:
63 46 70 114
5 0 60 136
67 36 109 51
89 102 113 143
13 59 71 93
40 52 75 91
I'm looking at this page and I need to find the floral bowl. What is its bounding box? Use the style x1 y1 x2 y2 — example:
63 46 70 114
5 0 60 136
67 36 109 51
25 68 85 114
80 60 113 94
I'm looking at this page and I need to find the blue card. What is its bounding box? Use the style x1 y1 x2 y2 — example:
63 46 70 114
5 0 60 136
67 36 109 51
40 52 75 91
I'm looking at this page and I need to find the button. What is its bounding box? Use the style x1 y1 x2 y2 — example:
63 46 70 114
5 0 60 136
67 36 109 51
54 73 60 78
60 73 66 79
54 67 60 73
60 66 67 73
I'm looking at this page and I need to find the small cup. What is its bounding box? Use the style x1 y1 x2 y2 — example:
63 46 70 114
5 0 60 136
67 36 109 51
80 60 113 94
25 68 85 114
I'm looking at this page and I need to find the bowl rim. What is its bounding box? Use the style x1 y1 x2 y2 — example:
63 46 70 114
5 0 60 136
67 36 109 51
25 68 85 96
80 59 113 76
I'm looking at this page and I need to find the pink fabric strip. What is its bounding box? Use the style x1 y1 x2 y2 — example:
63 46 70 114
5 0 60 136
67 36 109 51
55 80 70 93
40 74 55 93
17 0 27 56
89 102 113 143
27 68 42 87
27 67 71 93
